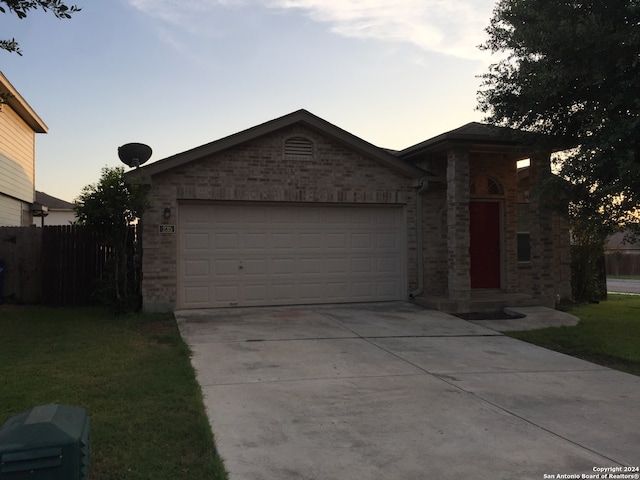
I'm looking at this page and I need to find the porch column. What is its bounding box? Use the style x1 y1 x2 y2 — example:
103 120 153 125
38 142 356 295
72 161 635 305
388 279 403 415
446 148 471 311
529 151 556 307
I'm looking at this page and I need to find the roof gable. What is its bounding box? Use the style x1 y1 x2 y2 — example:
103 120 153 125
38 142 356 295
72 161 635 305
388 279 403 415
127 110 426 182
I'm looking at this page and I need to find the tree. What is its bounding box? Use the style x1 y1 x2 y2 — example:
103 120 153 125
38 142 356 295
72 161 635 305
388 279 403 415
75 166 149 311
1 0 81 55
478 0 640 299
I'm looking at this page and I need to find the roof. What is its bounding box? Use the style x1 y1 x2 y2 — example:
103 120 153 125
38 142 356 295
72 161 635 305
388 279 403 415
398 122 561 161
0 71 48 134
607 231 640 252
126 109 427 182
35 191 74 210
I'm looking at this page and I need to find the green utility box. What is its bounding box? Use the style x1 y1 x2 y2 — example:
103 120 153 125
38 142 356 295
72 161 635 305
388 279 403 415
0 405 90 480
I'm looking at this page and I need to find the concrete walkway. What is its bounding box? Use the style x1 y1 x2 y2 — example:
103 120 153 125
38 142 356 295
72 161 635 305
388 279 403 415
175 302 640 479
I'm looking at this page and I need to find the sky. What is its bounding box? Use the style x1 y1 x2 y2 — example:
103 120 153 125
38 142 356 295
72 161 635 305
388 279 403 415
2 0 498 202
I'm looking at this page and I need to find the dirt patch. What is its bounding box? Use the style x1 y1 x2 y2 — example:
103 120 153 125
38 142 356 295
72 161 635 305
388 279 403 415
140 319 177 335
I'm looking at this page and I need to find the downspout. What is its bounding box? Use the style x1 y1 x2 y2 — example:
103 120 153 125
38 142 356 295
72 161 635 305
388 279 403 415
409 176 432 299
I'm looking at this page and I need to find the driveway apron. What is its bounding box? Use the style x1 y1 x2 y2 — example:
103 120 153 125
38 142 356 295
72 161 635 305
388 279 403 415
175 302 640 480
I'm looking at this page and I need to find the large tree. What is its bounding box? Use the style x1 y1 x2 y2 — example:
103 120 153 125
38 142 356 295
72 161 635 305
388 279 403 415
75 166 149 311
1 0 80 55
478 0 640 234
478 0 640 299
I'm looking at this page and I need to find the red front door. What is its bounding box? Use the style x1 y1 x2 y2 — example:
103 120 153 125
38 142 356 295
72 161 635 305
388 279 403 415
469 201 501 288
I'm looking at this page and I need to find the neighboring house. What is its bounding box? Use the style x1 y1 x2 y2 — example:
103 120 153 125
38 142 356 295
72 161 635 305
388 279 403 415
31 191 76 227
605 229 640 276
0 72 48 226
127 109 571 313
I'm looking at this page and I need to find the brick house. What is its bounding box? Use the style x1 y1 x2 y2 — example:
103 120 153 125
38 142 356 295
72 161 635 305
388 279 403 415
127 110 570 313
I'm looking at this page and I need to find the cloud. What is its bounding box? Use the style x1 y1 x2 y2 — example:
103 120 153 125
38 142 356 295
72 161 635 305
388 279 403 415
125 0 495 60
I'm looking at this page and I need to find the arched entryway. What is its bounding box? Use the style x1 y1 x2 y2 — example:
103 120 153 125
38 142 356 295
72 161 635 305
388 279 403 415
469 176 504 289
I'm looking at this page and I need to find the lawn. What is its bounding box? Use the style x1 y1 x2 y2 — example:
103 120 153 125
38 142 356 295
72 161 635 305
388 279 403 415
507 294 640 376
0 306 227 480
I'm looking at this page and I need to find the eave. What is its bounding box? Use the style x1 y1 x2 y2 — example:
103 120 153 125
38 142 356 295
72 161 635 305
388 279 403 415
0 71 48 134
126 109 427 184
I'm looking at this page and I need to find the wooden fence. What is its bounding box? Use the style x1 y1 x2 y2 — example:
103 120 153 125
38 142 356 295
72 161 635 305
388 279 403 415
0 227 42 304
0 225 139 306
606 252 640 276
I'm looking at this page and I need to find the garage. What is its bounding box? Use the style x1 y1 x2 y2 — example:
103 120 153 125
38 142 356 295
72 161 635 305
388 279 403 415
178 203 406 308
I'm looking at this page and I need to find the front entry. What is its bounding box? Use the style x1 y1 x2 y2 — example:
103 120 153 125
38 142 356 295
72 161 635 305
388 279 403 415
469 201 501 288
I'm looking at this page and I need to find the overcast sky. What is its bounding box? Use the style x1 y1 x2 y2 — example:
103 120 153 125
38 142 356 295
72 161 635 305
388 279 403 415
2 0 497 202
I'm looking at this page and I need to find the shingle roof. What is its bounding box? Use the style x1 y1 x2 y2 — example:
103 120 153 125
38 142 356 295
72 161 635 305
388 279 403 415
35 191 74 210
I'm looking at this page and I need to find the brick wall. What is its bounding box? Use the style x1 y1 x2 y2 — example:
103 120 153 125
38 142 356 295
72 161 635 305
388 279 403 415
140 125 418 311
414 149 570 306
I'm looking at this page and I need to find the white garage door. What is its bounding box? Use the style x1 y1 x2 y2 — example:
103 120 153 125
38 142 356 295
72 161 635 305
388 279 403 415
178 203 406 308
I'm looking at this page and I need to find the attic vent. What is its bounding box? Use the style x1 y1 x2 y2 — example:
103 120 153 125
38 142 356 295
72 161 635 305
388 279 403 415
284 137 314 157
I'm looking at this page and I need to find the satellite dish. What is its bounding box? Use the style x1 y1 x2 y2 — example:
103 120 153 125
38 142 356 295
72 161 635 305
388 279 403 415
118 143 152 168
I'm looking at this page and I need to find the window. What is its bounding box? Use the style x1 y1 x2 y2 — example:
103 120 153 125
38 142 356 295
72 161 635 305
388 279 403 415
470 176 504 196
517 203 531 262
284 136 313 158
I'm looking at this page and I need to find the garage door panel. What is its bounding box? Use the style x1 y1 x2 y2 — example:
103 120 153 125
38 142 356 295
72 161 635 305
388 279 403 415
184 233 209 251
325 258 349 274
244 233 269 249
184 260 209 277
377 281 399 296
351 257 373 273
214 233 240 250
244 284 269 302
271 283 296 298
299 234 322 248
213 259 240 276
377 233 399 248
352 282 374 297
298 258 322 274
352 233 373 248
178 204 406 308
326 234 347 248
377 256 401 273
184 285 210 305
271 258 296 274
272 233 297 249
214 285 239 303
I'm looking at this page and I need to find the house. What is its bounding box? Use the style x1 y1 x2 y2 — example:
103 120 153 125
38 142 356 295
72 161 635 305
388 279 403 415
605 229 640 276
126 110 571 313
31 191 77 227
0 72 48 226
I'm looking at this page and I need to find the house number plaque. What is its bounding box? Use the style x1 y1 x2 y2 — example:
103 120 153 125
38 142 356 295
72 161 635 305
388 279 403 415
159 225 176 234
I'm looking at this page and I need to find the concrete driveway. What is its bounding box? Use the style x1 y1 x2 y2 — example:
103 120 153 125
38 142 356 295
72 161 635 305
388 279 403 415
175 302 640 480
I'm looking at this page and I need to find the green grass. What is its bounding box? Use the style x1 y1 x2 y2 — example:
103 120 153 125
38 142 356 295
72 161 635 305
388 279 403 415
507 294 640 376
0 306 227 480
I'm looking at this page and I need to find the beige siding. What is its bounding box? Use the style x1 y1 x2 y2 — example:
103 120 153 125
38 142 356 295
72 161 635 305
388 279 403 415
0 105 35 204
0 195 22 225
